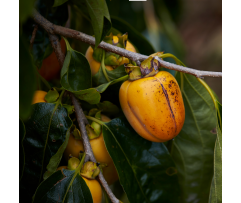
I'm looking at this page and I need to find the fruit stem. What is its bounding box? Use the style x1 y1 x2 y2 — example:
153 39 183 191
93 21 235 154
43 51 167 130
101 51 111 82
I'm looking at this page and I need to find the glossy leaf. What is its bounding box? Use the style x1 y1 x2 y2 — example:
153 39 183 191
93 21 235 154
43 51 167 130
33 169 93 203
171 73 217 203
20 103 72 203
53 0 68 7
72 0 112 48
19 36 37 120
19 0 35 23
92 64 126 86
61 39 92 91
43 128 71 180
22 0 68 68
103 117 180 203
20 119 26 181
97 101 119 117
71 78 122 105
111 16 155 55
209 101 222 203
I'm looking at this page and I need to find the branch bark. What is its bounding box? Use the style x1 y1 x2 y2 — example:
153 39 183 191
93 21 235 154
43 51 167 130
32 9 222 78
30 24 38 50
32 10 120 203
70 94 120 203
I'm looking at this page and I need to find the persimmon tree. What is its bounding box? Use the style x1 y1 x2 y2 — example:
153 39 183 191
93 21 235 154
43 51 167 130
19 0 222 203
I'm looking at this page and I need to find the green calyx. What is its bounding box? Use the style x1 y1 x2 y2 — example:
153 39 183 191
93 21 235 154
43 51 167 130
86 109 103 140
92 33 130 68
125 52 164 81
63 104 75 115
80 161 100 179
71 125 81 140
68 157 80 170
45 88 59 103
124 64 142 81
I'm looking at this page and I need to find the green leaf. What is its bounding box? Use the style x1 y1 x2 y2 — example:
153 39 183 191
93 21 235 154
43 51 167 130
92 64 126 86
19 36 37 120
97 101 119 117
73 88 101 104
19 0 35 23
20 103 72 202
171 73 217 203
71 77 124 105
19 119 26 181
33 169 93 203
61 39 92 91
111 16 155 55
43 128 71 180
209 101 222 203
103 117 180 203
53 0 68 7
71 0 112 48
22 1 68 68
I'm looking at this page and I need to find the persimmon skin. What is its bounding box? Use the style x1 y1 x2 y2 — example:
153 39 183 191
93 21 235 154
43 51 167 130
38 38 66 81
119 71 185 142
64 115 119 185
82 177 102 203
85 41 136 76
32 90 47 104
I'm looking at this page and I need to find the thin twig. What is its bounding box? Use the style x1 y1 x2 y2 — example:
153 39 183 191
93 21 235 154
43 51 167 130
30 24 38 50
70 94 120 203
32 9 222 78
70 93 92 163
48 34 65 67
34 11 120 202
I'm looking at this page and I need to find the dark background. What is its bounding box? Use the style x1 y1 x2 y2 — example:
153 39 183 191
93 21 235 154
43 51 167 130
106 0 222 102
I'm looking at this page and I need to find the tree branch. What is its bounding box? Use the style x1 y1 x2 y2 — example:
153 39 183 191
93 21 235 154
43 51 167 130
32 10 120 203
70 94 120 203
30 24 38 50
48 34 65 67
32 9 222 78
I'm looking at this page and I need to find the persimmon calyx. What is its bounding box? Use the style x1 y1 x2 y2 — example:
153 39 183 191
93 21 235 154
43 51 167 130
86 109 103 139
80 161 100 179
71 125 81 140
68 157 80 170
125 52 165 81
44 88 59 103
92 32 130 67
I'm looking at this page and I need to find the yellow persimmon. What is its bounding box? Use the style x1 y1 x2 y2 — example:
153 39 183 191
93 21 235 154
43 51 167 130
119 71 185 142
64 115 119 185
32 90 47 104
85 41 136 76
82 177 102 203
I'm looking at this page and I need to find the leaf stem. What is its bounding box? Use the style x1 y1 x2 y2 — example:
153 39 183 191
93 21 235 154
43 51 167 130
36 68 52 90
111 75 128 85
57 90 65 105
86 116 106 126
159 53 185 66
101 51 111 82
